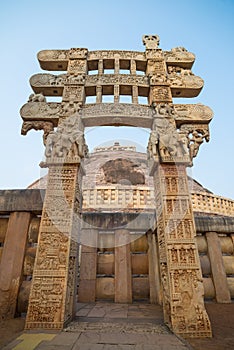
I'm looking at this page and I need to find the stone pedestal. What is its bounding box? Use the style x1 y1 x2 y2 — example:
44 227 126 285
0 212 31 320
151 161 212 338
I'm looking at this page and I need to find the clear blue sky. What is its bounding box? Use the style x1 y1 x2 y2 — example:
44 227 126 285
0 0 233 199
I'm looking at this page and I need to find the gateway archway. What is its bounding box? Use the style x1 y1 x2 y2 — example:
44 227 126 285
19 35 213 337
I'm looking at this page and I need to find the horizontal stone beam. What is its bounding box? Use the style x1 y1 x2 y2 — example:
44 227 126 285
37 49 195 71
29 72 203 98
0 190 45 214
195 215 234 233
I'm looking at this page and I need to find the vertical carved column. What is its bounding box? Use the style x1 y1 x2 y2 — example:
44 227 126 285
98 59 104 75
150 162 211 337
0 212 31 320
96 86 102 103
25 163 82 329
146 50 172 105
130 59 136 75
114 85 120 103
114 58 119 75
132 85 138 104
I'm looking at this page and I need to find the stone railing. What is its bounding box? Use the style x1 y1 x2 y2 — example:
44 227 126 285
191 192 234 217
82 187 234 217
82 186 155 210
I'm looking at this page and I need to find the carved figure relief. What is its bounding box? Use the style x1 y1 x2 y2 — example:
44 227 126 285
142 35 160 50
21 121 54 145
28 93 46 103
45 114 86 159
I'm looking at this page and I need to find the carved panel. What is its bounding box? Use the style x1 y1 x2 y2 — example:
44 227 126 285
20 102 61 121
85 74 149 86
62 86 84 102
150 86 172 103
88 50 145 61
30 74 66 87
67 60 87 74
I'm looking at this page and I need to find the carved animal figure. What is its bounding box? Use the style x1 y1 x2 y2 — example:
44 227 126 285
28 93 46 103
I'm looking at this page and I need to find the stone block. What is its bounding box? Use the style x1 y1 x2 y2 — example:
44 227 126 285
78 280 96 302
199 255 211 275
0 189 44 213
96 277 114 300
219 236 234 255
223 256 234 275
97 254 114 275
131 253 148 275
79 253 97 280
98 234 115 251
17 280 31 314
227 278 234 298
0 247 3 263
80 229 98 249
130 235 148 253
28 217 40 243
196 235 207 254
132 277 150 300
203 278 215 299
0 218 8 242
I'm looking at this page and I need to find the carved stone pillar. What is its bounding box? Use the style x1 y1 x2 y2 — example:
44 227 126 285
25 162 82 329
132 85 138 104
96 86 102 103
115 229 132 303
98 59 104 75
0 212 31 320
114 85 120 103
150 161 212 337
130 59 136 75
114 58 119 75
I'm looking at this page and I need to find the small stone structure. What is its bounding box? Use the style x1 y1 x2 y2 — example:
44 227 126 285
1 35 233 339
